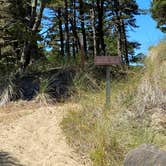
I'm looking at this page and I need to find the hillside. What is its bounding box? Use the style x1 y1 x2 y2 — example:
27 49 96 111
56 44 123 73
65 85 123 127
0 0 165 165
0 42 165 166
62 41 166 166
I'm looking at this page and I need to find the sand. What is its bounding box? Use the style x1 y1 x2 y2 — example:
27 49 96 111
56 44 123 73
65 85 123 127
0 103 90 166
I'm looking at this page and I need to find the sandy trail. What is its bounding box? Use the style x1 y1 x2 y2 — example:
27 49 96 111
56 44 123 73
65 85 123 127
0 104 89 166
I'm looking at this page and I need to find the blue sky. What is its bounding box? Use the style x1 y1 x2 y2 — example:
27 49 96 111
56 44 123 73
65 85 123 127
128 0 165 55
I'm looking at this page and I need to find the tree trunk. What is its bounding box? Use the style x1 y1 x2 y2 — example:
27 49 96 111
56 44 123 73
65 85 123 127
79 0 88 58
58 8 65 56
97 0 105 55
115 0 123 59
30 0 37 28
117 23 123 60
64 0 70 60
19 0 45 72
32 1 45 33
72 38 76 59
79 33 85 69
90 7 97 57
20 42 30 72
69 19 81 50
121 20 129 65
70 0 80 54
73 0 79 56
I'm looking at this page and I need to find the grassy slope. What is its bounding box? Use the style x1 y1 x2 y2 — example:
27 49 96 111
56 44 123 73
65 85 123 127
61 41 166 166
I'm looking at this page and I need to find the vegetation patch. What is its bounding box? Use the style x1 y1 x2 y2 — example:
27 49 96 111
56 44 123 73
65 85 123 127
62 42 166 166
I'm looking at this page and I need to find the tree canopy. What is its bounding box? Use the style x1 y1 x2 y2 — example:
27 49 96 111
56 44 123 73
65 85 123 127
0 0 143 74
151 0 166 32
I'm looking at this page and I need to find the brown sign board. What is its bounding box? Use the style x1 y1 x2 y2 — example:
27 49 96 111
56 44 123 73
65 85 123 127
94 56 121 66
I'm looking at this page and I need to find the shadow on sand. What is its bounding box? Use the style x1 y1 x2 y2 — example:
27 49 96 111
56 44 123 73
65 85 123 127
0 151 23 166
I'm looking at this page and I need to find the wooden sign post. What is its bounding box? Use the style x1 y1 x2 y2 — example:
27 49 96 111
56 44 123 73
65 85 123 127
94 56 121 108
106 66 111 108
79 33 85 69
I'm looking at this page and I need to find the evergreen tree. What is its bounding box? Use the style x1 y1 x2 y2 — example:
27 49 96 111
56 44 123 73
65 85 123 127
151 0 166 32
31 0 141 66
107 0 139 64
0 0 49 72
0 0 29 71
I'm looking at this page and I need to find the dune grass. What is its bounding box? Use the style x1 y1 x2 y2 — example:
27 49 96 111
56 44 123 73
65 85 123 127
61 42 166 166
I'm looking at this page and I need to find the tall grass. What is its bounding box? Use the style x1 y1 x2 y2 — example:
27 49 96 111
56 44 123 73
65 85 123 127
62 105 124 166
35 78 56 105
134 41 166 116
0 75 20 106
61 41 166 166
61 67 143 166
62 99 165 166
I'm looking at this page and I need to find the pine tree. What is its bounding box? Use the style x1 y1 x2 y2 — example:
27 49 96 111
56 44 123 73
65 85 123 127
151 0 166 32
0 0 48 72
108 0 139 64
0 0 29 71
43 0 140 65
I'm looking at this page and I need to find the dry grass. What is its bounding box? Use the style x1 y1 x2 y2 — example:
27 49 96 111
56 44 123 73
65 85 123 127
35 78 56 106
62 105 124 166
134 41 166 116
61 68 143 166
62 95 165 166
0 42 165 166
0 100 40 124
0 76 19 106
61 41 166 166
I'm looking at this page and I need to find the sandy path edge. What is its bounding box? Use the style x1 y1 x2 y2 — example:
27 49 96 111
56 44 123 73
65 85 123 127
0 105 90 166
